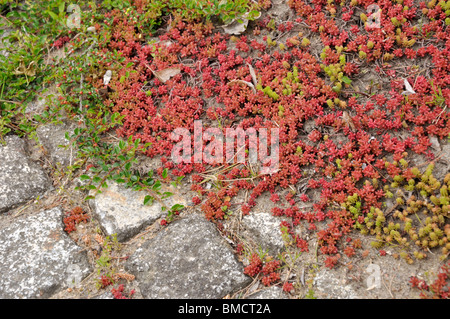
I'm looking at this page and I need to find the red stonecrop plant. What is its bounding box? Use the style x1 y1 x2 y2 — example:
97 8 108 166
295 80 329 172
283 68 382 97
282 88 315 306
99 275 113 289
52 36 70 49
63 206 89 234
79 0 449 279
111 284 136 299
410 262 450 299
243 254 282 286
243 254 263 277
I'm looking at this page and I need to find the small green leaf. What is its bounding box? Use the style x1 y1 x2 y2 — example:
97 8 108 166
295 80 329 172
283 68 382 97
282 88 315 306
59 2 65 14
92 176 102 183
46 10 59 22
152 180 162 190
161 191 173 199
342 76 352 84
80 174 91 181
170 204 184 212
248 10 260 19
143 195 154 205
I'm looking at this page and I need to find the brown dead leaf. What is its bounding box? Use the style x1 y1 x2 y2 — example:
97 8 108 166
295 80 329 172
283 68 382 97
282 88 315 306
13 60 36 77
246 62 257 87
153 67 181 83
98 86 115 100
94 233 104 245
342 111 356 131
221 10 261 35
113 272 136 281
82 235 91 246
221 19 248 35
228 79 256 94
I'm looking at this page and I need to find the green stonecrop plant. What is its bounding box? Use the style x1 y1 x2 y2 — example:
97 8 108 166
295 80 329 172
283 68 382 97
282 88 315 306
261 85 279 101
320 46 352 94
356 163 450 263
256 65 305 103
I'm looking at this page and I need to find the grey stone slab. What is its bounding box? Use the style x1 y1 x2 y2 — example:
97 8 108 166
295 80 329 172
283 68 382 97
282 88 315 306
0 27 11 58
0 135 51 213
25 84 60 114
89 181 185 242
125 214 252 298
241 212 285 256
36 120 76 168
0 207 91 298
441 143 450 167
429 136 441 152
430 143 450 181
314 269 359 299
